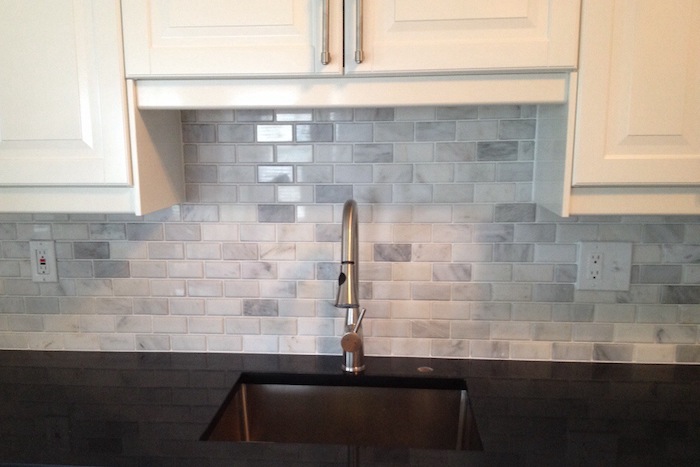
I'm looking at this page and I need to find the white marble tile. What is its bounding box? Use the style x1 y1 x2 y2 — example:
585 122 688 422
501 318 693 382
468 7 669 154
1 104 700 364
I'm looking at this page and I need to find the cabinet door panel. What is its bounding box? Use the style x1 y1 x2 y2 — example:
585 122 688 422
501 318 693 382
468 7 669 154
0 0 130 185
573 0 700 186
345 0 580 74
122 0 343 77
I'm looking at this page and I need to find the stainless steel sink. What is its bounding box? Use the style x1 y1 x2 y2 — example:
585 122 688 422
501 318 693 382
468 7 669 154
201 372 482 451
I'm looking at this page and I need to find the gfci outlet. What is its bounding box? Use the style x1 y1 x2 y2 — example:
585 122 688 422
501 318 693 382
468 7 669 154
577 242 632 291
30 240 58 283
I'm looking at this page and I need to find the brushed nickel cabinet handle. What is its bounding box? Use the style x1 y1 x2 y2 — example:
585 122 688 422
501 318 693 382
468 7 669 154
354 0 364 63
321 0 330 65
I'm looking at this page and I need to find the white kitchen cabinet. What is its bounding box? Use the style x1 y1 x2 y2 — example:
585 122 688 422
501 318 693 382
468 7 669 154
0 0 129 185
534 0 700 216
0 0 184 214
122 0 344 77
122 0 580 78
345 0 580 75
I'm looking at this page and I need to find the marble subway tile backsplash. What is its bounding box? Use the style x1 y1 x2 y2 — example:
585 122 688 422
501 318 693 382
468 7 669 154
1 105 700 363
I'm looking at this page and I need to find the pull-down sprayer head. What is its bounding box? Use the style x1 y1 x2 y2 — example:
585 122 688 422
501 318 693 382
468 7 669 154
335 199 359 309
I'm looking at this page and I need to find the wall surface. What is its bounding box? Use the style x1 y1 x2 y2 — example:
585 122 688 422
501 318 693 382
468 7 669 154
1 106 699 363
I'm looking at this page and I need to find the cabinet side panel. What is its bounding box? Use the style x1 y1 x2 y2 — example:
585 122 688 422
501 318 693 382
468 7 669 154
534 75 577 217
127 82 184 216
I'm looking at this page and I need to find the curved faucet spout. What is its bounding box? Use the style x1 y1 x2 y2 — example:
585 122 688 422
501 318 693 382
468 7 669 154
335 199 365 373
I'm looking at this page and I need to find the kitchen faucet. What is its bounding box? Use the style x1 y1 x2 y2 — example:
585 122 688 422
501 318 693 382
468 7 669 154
335 199 366 373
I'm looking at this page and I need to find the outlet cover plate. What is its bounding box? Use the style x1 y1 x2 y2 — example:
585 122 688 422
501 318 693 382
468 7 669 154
577 242 632 291
29 240 58 283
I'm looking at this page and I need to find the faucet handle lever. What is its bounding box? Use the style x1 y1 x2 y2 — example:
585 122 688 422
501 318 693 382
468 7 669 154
353 308 366 333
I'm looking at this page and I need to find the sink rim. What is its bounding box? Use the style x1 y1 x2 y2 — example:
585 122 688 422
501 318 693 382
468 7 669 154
201 371 482 451
231 370 469 390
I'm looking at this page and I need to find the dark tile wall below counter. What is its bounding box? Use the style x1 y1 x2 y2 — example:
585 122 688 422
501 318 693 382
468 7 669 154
0 106 700 363
0 352 698 466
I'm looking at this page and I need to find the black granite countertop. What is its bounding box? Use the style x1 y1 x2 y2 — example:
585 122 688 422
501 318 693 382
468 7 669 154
1 351 698 466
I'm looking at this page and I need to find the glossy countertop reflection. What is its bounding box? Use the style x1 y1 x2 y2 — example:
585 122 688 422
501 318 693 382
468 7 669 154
0 351 698 466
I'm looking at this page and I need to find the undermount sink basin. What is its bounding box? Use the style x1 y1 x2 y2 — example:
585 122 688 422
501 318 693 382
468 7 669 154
201 372 482 451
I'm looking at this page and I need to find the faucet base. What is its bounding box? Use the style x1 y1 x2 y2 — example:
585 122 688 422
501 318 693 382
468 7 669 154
342 362 366 374
342 346 365 374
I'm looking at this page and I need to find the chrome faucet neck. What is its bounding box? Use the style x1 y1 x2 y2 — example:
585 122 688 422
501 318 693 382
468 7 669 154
335 199 365 373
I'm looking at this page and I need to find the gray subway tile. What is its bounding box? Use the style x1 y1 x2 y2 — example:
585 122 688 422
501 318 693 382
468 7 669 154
477 141 518 161
94 261 130 278
414 164 452 183
315 185 353 203
374 122 414 142
164 224 201 241
495 204 537 222
435 142 476 162
644 224 685 243
433 184 474 203
353 144 393 163
533 284 574 302
197 109 233 122
237 145 274 163
662 286 700 304
354 108 394 121
478 105 523 118
637 265 683 284
257 166 294 183
74 242 110 259
258 205 295 223
436 106 478 120
493 243 534 262
496 162 533 182
433 264 471 282
182 124 215 143
456 121 498 141
498 119 536 139
89 224 126 240
335 165 373 183
236 109 274 122
127 224 163 241
314 108 353 121
182 205 219 222
184 164 217 183
197 145 235 163
416 122 456 141
218 124 254 143
335 123 373 142
243 299 279 316
374 244 412 262
295 124 333 142
676 345 700 362
593 343 633 362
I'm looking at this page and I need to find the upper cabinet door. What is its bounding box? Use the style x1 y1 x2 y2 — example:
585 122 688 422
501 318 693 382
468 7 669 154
0 0 130 185
122 0 344 77
344 0 581 75
572 0 700 186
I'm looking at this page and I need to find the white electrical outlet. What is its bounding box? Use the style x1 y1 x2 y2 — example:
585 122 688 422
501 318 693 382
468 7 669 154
30 241 58 282
586 253 602 281
577 242 632 291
